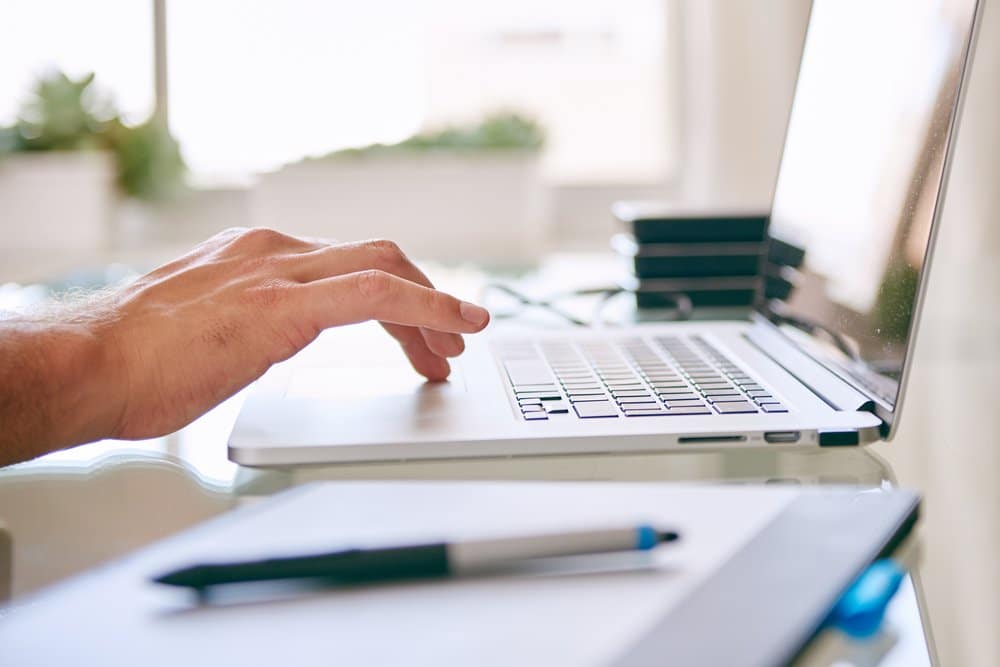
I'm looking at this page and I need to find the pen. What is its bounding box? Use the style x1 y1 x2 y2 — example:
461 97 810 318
153 524 679 590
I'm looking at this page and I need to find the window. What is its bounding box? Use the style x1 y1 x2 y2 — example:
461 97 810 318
0 1 154 124
166 0 676 183
423 0 674 183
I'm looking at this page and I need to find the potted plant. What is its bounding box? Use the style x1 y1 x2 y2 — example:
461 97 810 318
251 113 549 267
0 72 185 269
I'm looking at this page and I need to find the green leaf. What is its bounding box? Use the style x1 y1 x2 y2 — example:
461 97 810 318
15 70 114 151
323 111 545 160
2 69 187 202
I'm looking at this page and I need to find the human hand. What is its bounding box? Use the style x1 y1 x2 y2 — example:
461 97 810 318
90 229 490 442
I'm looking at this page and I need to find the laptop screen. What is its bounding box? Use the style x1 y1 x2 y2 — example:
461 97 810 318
767 0 979 415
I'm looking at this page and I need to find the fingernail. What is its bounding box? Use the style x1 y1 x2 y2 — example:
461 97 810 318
460 301 489 326
447 334 465 357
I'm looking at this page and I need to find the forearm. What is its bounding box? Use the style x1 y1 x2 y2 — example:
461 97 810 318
0 317 116 466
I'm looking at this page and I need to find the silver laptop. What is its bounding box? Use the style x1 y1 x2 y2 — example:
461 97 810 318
229 0 982 466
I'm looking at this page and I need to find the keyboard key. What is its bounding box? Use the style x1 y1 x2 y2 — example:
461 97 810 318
523 412 549 421
505 360 553 386
746 389 772 398
602 378 642 386
761 403 789 413
663 399 707 408
666 406 713 415
569 395 610 403
515 390 562 400
544 401 570 414
645 377 683 385
616 399 660 407
521 404 545 413
513 383 558 392
611 390 654 399
694 384 736 393
702 388 741 397
650 381 688 389
574 402 620 418
518 398 543 406
706 395 744 404
561 383 603 391
638 367 673 375
713 401 758 414
657 391 699 400
623 409 670 417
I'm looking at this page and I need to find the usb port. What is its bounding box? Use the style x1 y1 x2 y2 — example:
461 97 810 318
764 431 801 444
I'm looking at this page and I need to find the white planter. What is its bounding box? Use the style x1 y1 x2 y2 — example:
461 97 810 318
251 153 549 266
0 151 116 262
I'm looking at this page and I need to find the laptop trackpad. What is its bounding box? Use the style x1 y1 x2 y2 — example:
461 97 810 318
285 364 468 421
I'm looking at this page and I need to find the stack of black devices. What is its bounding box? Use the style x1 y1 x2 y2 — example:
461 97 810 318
611 202 805 313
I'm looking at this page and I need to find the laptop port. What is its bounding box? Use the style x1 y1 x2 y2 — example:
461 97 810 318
764 431 801 444
678 435 746 445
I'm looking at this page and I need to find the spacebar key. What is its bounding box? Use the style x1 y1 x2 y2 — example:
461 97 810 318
574 401 620 419
504 360 554 387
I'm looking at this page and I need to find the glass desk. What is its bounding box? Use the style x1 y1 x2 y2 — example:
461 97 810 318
0 437 933 666
5 252 990 665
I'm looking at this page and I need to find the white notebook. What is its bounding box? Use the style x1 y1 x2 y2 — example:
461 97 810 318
0 481 917 667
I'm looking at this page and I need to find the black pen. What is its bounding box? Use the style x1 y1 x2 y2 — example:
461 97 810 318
153 524 680 590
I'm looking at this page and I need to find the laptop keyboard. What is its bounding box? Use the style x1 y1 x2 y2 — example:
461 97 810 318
496 335 788 421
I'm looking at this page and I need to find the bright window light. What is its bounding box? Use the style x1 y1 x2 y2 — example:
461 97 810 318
0 1 154 125
2 1 676 184
167 0 675 183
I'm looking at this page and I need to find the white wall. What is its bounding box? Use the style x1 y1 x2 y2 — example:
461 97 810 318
549 0 810 243
674 0 809 208
874 1 1000 664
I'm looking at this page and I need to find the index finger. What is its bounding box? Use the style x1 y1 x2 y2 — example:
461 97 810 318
294 270 490 334
292 240 466 357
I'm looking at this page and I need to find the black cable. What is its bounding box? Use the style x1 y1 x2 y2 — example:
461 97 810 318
481 283 595 326
481 283 694 328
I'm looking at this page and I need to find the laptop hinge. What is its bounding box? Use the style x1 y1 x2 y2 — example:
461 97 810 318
744 319 877 414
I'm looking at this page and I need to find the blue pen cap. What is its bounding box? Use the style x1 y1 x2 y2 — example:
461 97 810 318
634 525 659 551
829 559 905 639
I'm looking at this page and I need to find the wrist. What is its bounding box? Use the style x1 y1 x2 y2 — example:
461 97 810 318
0 317 122 461
50 318 126 447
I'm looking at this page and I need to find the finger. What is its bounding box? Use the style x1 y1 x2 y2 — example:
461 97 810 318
295 270 490 333
380 323 451 381
289 240 465 357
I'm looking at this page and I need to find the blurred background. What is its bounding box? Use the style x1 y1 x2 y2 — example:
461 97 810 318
0 0 807 280
1 1 998 665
